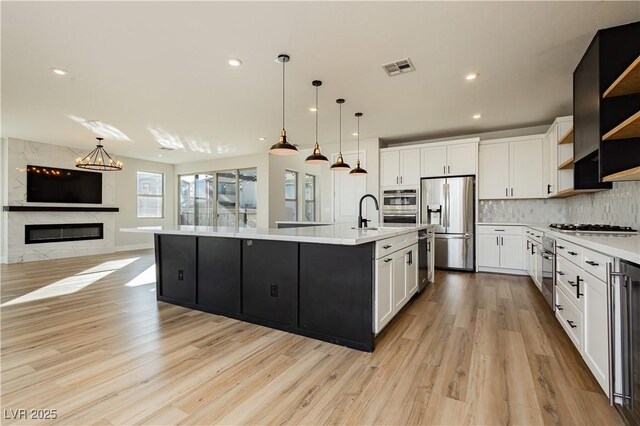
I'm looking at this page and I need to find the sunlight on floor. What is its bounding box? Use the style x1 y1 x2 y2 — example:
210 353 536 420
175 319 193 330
1 257 140 307
125 265 156 287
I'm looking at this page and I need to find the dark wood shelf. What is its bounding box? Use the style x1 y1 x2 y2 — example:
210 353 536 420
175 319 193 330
3 206 119 212
603 55 640 98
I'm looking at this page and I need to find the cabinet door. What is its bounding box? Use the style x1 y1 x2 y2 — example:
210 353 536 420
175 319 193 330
405 244 419 297
477 234 501 268
420 146 447 177
544 128 558 197
158 235 197 303
447 143 477 176
583 273 610 393
392 250 407 312
197 237 241 313
510 138 543 199
381 151 400 186
400 149 421 185
375 256 394 333
530 242 541 289
478 143 510 199
499 235 524 270
242 240 298 326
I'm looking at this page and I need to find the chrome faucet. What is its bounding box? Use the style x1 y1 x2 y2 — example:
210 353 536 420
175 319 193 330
358 194 379 228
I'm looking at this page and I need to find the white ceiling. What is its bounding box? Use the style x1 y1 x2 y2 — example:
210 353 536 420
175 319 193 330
2 1 639 164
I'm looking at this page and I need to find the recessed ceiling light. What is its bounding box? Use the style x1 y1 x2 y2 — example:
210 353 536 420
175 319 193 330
473 113 482 119
50 67 69 76
227 58 242 67
158 154 164 157
258 137 266 141
309 107 318 112
465 72 479 81
352 132 359 136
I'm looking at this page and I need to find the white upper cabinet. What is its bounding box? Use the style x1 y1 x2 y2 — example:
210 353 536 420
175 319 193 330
420 140 478 177
543 116 573 197
479 135 544 200
479 143 510 199
380 148 420 187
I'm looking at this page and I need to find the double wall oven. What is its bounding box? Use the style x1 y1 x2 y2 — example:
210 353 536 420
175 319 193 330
382 189 418 224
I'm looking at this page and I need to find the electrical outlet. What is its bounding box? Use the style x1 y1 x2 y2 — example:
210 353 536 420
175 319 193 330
270 283 278 297
177 269 184 281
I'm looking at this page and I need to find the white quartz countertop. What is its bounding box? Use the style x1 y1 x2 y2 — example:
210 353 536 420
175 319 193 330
479 222 640 264
120 224 435 246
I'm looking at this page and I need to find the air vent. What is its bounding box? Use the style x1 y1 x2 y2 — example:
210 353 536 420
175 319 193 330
159 146 175 151
382 58 415 76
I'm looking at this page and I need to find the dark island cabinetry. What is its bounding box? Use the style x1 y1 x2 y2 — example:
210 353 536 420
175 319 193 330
153 234 376 351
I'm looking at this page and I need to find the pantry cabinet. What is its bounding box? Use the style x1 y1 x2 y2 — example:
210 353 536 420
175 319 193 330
479 135 544 199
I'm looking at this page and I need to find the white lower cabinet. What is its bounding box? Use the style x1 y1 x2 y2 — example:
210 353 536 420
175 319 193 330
375 235 419 334
500 235 524 270
477 225 524 272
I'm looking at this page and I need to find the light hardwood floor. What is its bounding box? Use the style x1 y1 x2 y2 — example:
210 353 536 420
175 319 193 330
1 249 623 425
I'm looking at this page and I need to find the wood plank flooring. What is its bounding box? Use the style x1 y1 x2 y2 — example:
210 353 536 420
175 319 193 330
0 250 623 425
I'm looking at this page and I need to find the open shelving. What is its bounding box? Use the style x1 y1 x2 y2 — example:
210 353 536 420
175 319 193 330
557 157 574 170
603 55 640 98
552 188 607 198
557 128 573 145
602 110 640 141
603 166 640 182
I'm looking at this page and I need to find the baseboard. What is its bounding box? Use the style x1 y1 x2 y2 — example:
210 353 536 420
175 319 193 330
477 266 529 276
115 243 154 252
0 255 7 264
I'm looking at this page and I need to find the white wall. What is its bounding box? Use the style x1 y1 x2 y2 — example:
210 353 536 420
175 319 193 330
173 153 270 228
115 157 175 251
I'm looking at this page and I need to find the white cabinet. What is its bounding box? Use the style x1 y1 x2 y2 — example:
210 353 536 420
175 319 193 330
380 148 420 187
583 267 610 393
374 234 419 333
479 136 544 199
477 226 524 271
543 116 573 197
420 141 477 177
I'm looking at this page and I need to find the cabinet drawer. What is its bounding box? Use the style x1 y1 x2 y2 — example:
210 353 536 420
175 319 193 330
524 228 543 243
582 248 612 282
555 287 583 352
478 225 522 235
556 238 582 266
376 233 415 259
556 256 584 312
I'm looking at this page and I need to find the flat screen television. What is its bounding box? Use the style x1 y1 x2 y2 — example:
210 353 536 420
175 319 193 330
26 165 103 204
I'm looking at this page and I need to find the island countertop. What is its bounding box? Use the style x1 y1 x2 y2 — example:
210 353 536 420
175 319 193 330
120 223 434 246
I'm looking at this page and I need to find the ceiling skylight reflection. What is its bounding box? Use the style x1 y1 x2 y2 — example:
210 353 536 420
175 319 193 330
67 114 131 141
148 128 185 151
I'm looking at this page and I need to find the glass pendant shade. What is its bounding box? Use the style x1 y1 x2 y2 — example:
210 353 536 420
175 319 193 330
76 137 123 171
331 98 350 171
269 130 298 155
305 80 329 164
269 54 298 156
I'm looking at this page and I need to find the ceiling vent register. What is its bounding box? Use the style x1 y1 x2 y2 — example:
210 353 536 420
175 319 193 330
382 58 415 76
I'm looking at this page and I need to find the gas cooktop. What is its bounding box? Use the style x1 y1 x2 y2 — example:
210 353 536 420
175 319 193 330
549 224 638 234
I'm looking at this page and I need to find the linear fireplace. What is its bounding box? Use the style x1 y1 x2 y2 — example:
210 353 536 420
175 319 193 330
25 223 104 244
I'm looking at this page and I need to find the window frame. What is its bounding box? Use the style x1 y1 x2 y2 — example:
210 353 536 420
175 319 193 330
284 170 298 222
136 171 165 219
304 174 316 222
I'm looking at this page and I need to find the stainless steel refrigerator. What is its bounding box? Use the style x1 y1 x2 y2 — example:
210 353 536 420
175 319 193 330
420 176 474 271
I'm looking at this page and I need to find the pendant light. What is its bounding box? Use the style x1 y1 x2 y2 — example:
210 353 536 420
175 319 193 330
330 98 350 172
269 54 298 155
76 137 123 171
305 80 329 164
349 113 367 175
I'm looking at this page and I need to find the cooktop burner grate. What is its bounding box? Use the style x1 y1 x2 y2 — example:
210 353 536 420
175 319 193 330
549 224 638 234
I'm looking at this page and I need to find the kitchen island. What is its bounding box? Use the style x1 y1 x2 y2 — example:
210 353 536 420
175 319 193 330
121 224 432 351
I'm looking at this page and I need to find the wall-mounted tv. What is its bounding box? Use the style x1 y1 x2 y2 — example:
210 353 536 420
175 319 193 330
26 165 103 204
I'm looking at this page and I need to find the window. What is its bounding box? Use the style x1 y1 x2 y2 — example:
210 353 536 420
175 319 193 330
137 171 163 218
178 168 258 228
284 170 298 221
304 174 316 222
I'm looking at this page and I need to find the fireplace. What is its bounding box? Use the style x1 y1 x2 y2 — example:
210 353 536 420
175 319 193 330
25 223 104 244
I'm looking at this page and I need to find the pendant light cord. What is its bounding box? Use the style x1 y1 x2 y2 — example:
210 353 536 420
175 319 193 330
315 86 319 144
339 102 342 153
282 59 286 130
357 115 360 159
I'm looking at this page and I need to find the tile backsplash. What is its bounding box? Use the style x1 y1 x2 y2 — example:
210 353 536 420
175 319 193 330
479 181 640 227
479 199 567 224
566 181 640 228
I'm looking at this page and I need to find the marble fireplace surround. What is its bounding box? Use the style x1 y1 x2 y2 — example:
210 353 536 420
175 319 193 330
2 138 117 263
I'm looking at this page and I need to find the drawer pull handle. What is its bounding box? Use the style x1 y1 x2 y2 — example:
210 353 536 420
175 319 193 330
555 304 564 311
567 320 577 329
568 280 577 287
384 258 392 263
585 260 599 266
383 244 392 249
568 251 578 256
557 245 565 249
557 271 565 276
